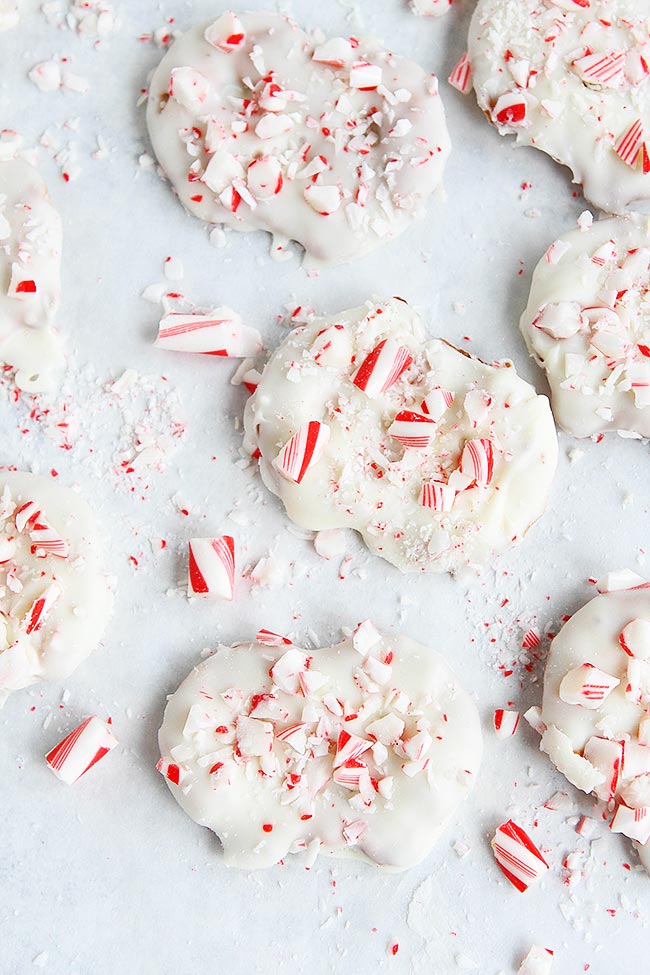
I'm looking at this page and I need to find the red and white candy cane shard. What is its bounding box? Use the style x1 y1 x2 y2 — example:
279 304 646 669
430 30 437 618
596 570 650 594
14 500 40 534
23 582 61 636
491 819 549 893
419 480 456 512
518 946 554 975
188 536 235 600
619 619 650 659
256 628 292 647
351 339 413 398
421 387 454 421
333 729 372 768
493 709 520 740
523 705 546 736
610 802 650 845
572 51 626 87
29 518 69 558
460 438 494 487
155 311 262 357
8 264 37 300
273 421 330 484
46 716 118 785
349 61 382 90
204 12 245 52
388 410 435 448
559 662 620 709
522 629 540 650
156 757 185 786
614 118 650 172
448 52 472 94
591 239 617 268
493 91 528 127
583 736 624 802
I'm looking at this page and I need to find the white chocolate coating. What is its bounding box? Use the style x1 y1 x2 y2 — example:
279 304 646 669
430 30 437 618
146 11 450 267
0 157 64 391
0 472 113 705
521 214 650 438
469 0 650 214
244 298 558 574
158 628 482 870
541 583 650 872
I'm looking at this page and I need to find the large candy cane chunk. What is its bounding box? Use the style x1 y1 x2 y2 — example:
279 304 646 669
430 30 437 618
388 410 435 448
493 92 528 127
157 757 186 786
22 582 62 635
419 480 456 512
572 51 626 88
46 716 118 784
273 421 330 484
188 536 235 599
448 52 472 94
491 819 549 892
493 709 520 739
559 663 620 708
460 438 494 487
155 310 262 357
614 119 649 171
619 619 650 659
351 340 413 397
204 12 245 52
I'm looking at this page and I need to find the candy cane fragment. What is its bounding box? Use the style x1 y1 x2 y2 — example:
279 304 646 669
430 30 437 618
256 628 292 647
596 569 650 593
46 716 118 784
518 946 554 975
157 757 186 786
273 421 330 484
460 438 494 487
572 51 626 87
188 536 235 599
155 309 262 356
351 339 413 397
204 12 245 52
619 618 650 659
492 91 528 127
491 819 549 892
334 729 372 768
614 118 650 173
388 410 435 448
610 802 650 845
583 736 624 802
559 662 620 708
419 480 455 512
448 52 472 94
493 709 520 739
22 582 62 635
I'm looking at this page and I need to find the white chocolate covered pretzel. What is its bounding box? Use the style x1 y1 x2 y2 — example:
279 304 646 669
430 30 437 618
146 11 450 267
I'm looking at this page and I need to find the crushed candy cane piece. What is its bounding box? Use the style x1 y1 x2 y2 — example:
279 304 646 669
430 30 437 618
155 310 262 357
619 619 650 659
448 52 472 94
273 421 330 484
610 802 650 845
46 716 118 784
493 709 520 739
351 339 413 397
559 663 620 708
491 819 549 892
188 536 235 600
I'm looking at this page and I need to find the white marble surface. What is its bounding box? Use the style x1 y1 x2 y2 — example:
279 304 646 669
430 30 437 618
1 1 649 973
